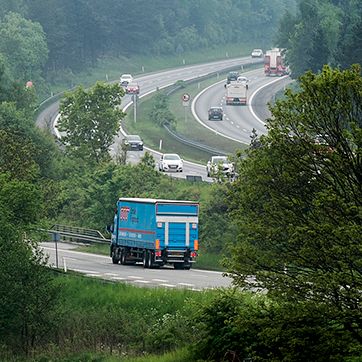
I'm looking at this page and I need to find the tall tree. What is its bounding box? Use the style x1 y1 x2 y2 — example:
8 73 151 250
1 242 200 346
0 12 48 84
58 82 125 164
227 65 362 342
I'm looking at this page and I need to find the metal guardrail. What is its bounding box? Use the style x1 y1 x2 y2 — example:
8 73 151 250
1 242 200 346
163 123 228 155
47 224 110 244
160 60 263 155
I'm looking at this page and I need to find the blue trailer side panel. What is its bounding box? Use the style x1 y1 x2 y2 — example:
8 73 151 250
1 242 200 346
116 200 156 249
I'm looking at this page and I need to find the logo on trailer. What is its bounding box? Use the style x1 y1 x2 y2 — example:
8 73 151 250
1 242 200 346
120 207 130 221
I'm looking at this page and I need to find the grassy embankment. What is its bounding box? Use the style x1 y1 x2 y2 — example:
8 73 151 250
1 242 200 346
28 271 215 362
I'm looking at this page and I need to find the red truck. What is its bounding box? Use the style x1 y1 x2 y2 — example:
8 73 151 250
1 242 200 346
264 48 289 76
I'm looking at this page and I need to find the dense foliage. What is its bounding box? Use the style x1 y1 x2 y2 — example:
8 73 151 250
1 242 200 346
217 65 362 360
276 0 362 77
0 0 295 83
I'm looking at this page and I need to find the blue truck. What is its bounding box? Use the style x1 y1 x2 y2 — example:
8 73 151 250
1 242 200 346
109 198 199 269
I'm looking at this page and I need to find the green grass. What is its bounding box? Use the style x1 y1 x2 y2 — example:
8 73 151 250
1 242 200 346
75 243 110 256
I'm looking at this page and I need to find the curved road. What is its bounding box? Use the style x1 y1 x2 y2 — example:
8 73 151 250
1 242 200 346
39 58 292 289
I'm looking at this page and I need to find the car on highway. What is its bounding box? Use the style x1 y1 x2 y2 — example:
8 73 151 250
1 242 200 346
208 106 223 120
159 153 183 172
206 156 234 177
120 74 133 86
226 71 240 85
251 48 264 58
122 134 144 150
125 82 140 94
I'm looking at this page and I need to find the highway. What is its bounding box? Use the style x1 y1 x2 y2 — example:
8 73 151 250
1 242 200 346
112 67 292 181
38 58 292 289
41 242 233 290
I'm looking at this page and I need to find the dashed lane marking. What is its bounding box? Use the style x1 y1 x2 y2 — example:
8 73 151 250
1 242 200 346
178 283 195 287
134 280 151 284
159 283 176 288
73 269 99 274
152 279 168 283
128 275 144 279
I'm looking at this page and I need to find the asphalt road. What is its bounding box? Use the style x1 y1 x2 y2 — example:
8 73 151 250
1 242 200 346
41 242 233 290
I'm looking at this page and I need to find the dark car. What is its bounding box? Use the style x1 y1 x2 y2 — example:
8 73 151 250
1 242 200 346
208 107 223 121
226 71 240 84
123 134 143 150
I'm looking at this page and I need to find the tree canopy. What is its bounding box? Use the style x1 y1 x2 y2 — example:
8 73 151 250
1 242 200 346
226 65 362 343
58 82 125 164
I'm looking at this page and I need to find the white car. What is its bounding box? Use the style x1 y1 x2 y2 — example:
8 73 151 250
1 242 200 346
206 156 234 177
159 154 183 172
120 74 133 86
236 76 249 84
251 49 263 58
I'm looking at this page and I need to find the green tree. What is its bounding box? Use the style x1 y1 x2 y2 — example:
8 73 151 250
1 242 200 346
58 82 125 164
226 65 362 343
149 92 175 127
0 173 59 356
0 12 48 85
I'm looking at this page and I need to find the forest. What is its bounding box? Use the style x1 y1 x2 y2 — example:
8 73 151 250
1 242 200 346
0 0 361 361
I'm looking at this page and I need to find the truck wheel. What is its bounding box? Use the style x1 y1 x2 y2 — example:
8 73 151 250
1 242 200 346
120 249 127 265
148 251 154 269
112 250 119 264
143 250 150 268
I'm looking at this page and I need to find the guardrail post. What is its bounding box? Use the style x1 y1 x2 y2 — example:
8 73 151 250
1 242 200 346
52 232 60 268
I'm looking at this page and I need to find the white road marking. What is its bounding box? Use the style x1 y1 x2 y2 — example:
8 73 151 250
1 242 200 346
134 280 151 284
178 283 195 287
159 283 176 288
104 273 119 276
243 128 248 132
231 121 234 125
152 279 168 283
128 276 144 279
73 269 99 274
111 276 126 280
86 274 103 277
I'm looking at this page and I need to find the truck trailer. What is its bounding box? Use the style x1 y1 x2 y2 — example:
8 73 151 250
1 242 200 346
264 48 288 76
225 82 248 105
109 198 199 269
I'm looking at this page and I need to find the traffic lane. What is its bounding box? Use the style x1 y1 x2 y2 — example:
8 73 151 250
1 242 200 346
119 57 263 109
194 69 271 143
41 242 232 290
123 149 211 182
195 82 266 144
251 76 293 121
